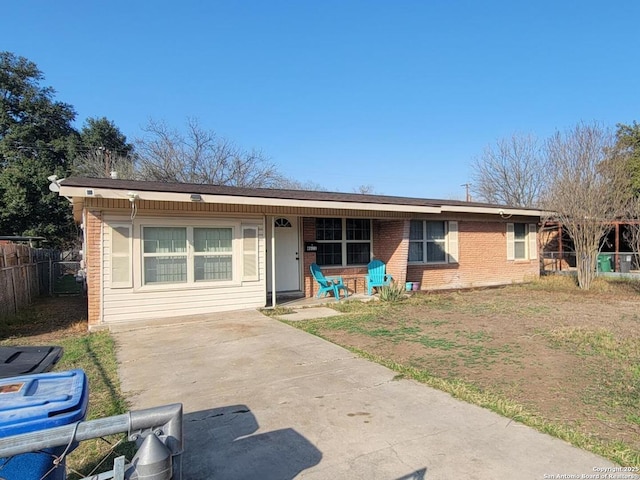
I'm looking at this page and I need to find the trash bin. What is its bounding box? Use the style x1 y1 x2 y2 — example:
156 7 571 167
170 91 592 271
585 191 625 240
0 369 89 480
597 254 612 273
0 346 63 379
620 255 633 274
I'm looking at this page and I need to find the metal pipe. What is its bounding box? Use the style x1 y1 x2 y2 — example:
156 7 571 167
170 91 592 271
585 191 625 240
0 404 183 465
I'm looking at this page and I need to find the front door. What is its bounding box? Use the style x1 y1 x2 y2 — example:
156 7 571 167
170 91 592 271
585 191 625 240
267 217 300 292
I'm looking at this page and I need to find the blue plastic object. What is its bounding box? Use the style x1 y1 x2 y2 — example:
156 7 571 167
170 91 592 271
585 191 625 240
0 369 89 480
310 263 348 300
365 259 393 295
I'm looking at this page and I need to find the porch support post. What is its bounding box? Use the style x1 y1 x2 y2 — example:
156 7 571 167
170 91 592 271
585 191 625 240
615 222 620 272
558 223 563 271
271 216 276 307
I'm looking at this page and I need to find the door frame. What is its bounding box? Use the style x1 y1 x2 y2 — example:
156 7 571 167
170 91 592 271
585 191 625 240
266 215 302 295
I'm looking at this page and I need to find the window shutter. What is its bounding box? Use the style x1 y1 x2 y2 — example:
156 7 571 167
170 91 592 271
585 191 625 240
111 224 132 288
447 221 459 263
242 225 259 281
506 223 515 261
528 224 538 260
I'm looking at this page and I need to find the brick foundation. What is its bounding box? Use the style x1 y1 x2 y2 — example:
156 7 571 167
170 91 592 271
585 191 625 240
85 209 102 328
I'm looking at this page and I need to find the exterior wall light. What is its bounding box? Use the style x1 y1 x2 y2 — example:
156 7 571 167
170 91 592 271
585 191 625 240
190 194 203 202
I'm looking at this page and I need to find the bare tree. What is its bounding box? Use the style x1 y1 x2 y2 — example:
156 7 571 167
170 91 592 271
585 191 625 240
276 178 325 191
543 122 629 289
135 119 287 187
353 184 376 194
72 148 136 179
471 133 547 207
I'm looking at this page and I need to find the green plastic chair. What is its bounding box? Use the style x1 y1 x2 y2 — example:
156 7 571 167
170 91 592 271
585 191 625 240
366 259 393 295
310 263 348 301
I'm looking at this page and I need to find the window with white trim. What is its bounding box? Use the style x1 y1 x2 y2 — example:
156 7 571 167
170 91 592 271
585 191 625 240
408 220 458 264
315 218 371 266
506 223 538 261
141 225 236 285
193 227 233 281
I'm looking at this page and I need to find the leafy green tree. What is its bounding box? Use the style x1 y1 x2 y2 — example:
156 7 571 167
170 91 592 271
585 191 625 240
0 51 78 246
73 117 136 178
614 121 640 196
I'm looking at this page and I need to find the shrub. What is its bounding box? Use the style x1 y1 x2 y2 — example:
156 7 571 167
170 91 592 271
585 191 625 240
378 282 406 302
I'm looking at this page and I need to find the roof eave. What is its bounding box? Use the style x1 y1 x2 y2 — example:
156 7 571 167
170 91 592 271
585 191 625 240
58 185 443 214
441 205 543 217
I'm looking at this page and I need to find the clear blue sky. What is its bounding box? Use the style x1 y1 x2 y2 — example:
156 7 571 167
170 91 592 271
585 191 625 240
3 1 640 199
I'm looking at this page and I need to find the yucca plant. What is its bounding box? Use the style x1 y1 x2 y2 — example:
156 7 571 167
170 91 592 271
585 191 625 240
378 281 406 302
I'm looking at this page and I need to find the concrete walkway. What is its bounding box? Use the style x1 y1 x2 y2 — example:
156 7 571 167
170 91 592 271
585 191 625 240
113 308 616 479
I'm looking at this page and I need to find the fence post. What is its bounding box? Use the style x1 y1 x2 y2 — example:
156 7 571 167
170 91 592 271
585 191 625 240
11 267 18 315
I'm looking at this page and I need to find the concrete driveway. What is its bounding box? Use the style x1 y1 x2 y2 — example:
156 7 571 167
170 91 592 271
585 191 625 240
113 308 616 479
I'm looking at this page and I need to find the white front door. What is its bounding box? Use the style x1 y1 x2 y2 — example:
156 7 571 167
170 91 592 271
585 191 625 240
267 217 300 292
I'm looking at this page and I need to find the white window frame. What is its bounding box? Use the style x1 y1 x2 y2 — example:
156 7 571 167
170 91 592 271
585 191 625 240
142 226 189 285
315 218 372 267
506 223 538 261
408 220 459 264
135 219 242 290
192 227 235 283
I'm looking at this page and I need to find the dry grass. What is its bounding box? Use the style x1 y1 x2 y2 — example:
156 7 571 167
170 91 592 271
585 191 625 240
286 275 640 467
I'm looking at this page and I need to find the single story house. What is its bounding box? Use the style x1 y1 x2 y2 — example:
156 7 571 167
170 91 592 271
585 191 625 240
57 177 542 330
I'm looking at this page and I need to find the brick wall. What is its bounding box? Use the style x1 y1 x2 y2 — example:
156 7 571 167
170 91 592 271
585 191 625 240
407 220 539 290
86 209 102 327
302 218 410 296
372 219 409 284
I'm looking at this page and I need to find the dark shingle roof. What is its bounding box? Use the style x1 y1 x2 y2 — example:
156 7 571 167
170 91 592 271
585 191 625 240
61 176 538 211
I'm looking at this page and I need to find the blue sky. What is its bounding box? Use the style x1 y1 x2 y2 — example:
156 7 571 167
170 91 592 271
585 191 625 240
3 1 640 199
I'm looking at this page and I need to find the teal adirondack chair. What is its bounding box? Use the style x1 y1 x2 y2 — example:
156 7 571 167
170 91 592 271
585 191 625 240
310 263 348 300
366 259 393 295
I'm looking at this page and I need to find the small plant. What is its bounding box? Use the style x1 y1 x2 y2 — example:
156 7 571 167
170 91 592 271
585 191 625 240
378 282 406 302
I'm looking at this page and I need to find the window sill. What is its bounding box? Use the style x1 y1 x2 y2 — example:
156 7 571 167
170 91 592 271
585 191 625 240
408 261 449 266
133 281 241 293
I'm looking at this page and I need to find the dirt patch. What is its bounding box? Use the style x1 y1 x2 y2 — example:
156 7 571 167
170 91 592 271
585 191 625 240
0 295 88 345
310 283 640 453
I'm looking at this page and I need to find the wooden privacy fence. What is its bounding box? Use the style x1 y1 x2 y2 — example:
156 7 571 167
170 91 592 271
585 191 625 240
0 244 56 318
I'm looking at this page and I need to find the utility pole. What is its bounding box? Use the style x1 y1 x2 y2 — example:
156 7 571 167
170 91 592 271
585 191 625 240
461 183 471 202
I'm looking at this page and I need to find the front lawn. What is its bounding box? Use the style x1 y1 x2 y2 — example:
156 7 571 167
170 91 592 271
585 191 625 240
276 276 640 467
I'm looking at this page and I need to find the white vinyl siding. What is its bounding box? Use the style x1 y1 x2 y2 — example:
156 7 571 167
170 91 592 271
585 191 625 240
409 220 458 264
507 223 537 260
101 215 266 324
110 224 132 288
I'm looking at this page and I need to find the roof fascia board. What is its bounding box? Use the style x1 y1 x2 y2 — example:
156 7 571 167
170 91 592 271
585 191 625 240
59 185 443 214
441 205 542 217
